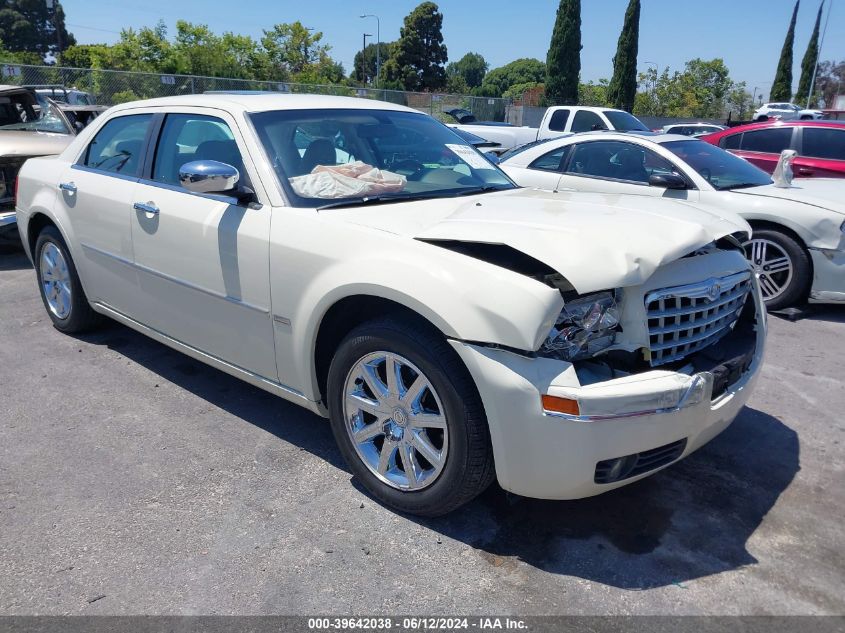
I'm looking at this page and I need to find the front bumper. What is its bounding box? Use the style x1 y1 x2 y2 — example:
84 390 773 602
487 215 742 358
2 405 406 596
809 247 845 303
450 294 766 500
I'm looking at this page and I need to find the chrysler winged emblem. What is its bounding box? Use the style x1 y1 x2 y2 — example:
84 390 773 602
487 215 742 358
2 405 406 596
707 282 721 301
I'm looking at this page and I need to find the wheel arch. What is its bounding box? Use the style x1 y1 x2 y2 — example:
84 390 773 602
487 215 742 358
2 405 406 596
311 293 463 408
746 218 813 269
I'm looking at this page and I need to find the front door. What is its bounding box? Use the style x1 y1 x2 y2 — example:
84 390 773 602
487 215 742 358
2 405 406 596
129 111 276 380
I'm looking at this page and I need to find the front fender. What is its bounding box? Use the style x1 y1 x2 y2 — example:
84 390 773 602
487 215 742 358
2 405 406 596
288 249 564 403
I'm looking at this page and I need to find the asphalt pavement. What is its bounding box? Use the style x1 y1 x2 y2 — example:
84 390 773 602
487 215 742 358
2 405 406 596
1 248 843 615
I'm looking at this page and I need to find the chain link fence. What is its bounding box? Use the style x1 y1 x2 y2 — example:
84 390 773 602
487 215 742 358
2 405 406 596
0 62 511 122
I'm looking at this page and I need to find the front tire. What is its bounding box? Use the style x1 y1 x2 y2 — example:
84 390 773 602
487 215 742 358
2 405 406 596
744 229 811 310
327 316 495 516
35 226 101 333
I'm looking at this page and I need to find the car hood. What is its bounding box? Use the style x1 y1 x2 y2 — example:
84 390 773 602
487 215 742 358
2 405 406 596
324 188 750 294
734 180 845 215
0 130 73 157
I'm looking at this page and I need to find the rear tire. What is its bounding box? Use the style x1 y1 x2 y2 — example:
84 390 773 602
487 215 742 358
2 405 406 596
326 315 495 516
744 228 811 311
34 225 101 333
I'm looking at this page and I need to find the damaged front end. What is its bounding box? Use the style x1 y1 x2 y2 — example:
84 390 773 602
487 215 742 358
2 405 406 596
446 240 766 500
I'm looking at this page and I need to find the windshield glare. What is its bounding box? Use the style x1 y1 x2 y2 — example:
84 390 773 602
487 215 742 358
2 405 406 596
249 108 514 207
664 139 773 190
602 110 649 131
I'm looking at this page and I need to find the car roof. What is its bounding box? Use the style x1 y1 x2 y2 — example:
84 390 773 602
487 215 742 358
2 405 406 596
702 119 845 138
109 93 419 115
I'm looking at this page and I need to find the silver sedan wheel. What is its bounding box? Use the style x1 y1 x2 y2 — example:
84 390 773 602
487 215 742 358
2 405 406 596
40 242 72 319
744 238 793 302
343 351 449 491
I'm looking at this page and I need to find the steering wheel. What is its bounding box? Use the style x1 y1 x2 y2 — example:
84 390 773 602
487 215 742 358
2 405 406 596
391 159 426 180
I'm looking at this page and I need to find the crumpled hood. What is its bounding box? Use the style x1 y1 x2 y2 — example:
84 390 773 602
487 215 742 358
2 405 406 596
734 180 845 216
325 188 750 293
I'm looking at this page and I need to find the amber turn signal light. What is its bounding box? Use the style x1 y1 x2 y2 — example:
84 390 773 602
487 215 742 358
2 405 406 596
541 394 580 416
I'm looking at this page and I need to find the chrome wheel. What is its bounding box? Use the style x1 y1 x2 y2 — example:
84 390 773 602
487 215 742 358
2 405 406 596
343 351 449 491
40 242 72 319
744 238 793 302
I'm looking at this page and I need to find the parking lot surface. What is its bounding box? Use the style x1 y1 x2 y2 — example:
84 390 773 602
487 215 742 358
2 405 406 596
1 248 843 616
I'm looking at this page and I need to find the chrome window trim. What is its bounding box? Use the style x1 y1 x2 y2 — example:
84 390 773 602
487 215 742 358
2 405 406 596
70 163 140 184
80 241 270 315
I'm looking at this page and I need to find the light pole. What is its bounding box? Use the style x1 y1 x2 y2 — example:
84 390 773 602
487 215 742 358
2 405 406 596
360 14 380 88
362 33 372 84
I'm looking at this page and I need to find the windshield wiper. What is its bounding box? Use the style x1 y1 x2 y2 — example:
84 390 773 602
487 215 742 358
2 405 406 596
444 185 512 198
316 193 416 210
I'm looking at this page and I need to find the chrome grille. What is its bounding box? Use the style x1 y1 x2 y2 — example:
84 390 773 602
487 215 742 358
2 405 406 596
645 271 752 367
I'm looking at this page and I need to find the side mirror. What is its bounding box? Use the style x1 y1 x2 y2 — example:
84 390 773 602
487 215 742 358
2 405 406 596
179 160 239 194
648 173 687 190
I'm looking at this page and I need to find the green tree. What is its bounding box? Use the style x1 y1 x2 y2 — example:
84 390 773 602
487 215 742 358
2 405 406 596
0 0 75 57
352 41 391 84
580 79 610 106
545 0 581 105
383 2 448 91
796 1 823 106
770 0 800 102
606 0 640 111
477 58 546 97
727 81 752 119
633 59 738 118
813 59 845 108
261 22 331 77
446 52 488 89
445 73 469 94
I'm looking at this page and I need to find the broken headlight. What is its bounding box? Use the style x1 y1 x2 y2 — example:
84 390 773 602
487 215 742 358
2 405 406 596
540 291 620 361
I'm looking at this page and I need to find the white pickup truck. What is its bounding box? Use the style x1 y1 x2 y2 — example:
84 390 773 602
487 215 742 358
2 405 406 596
448 105 650 152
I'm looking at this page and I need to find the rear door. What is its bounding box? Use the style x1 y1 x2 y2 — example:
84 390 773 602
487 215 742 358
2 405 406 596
54 112 155 313
795 126 845 178
129 109 276 379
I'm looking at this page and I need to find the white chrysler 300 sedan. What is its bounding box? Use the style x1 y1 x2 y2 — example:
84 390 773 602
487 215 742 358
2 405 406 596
16 94 766 516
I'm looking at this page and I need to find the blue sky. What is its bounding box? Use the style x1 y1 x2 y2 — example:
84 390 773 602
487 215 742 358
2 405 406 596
61 0 843 99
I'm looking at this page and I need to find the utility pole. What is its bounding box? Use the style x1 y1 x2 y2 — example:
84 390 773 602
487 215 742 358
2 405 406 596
360 14 380 88
46 0 63 55
807 0 833 108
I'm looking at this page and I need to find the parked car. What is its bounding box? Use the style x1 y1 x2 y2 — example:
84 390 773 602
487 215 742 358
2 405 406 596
660 123 726 137
57 104 109 133
499 132 845 310
450 106 650 151
700 120 845 178
16 94 765 516
0 85 76 246
753 102 823 122
442 108 513 127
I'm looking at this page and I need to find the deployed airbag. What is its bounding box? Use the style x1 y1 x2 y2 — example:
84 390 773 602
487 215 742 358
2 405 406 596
290 161 406 199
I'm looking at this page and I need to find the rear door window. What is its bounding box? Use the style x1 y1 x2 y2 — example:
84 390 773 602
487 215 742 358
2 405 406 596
739 128 793 153
547 109 570 132
83 114 153 176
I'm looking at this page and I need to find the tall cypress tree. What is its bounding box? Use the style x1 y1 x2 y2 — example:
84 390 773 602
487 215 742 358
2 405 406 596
770 0 800 102
606 0 641 111
545 0 581 105
795 1 823 106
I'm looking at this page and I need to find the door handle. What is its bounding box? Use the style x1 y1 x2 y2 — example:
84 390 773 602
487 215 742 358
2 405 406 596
796 167 814 176
58 181 77 194
133 201 159 215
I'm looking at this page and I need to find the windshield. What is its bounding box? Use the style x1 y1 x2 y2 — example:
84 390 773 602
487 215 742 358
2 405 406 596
664 139 773 190
602 110 649 131
250 108 515 208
